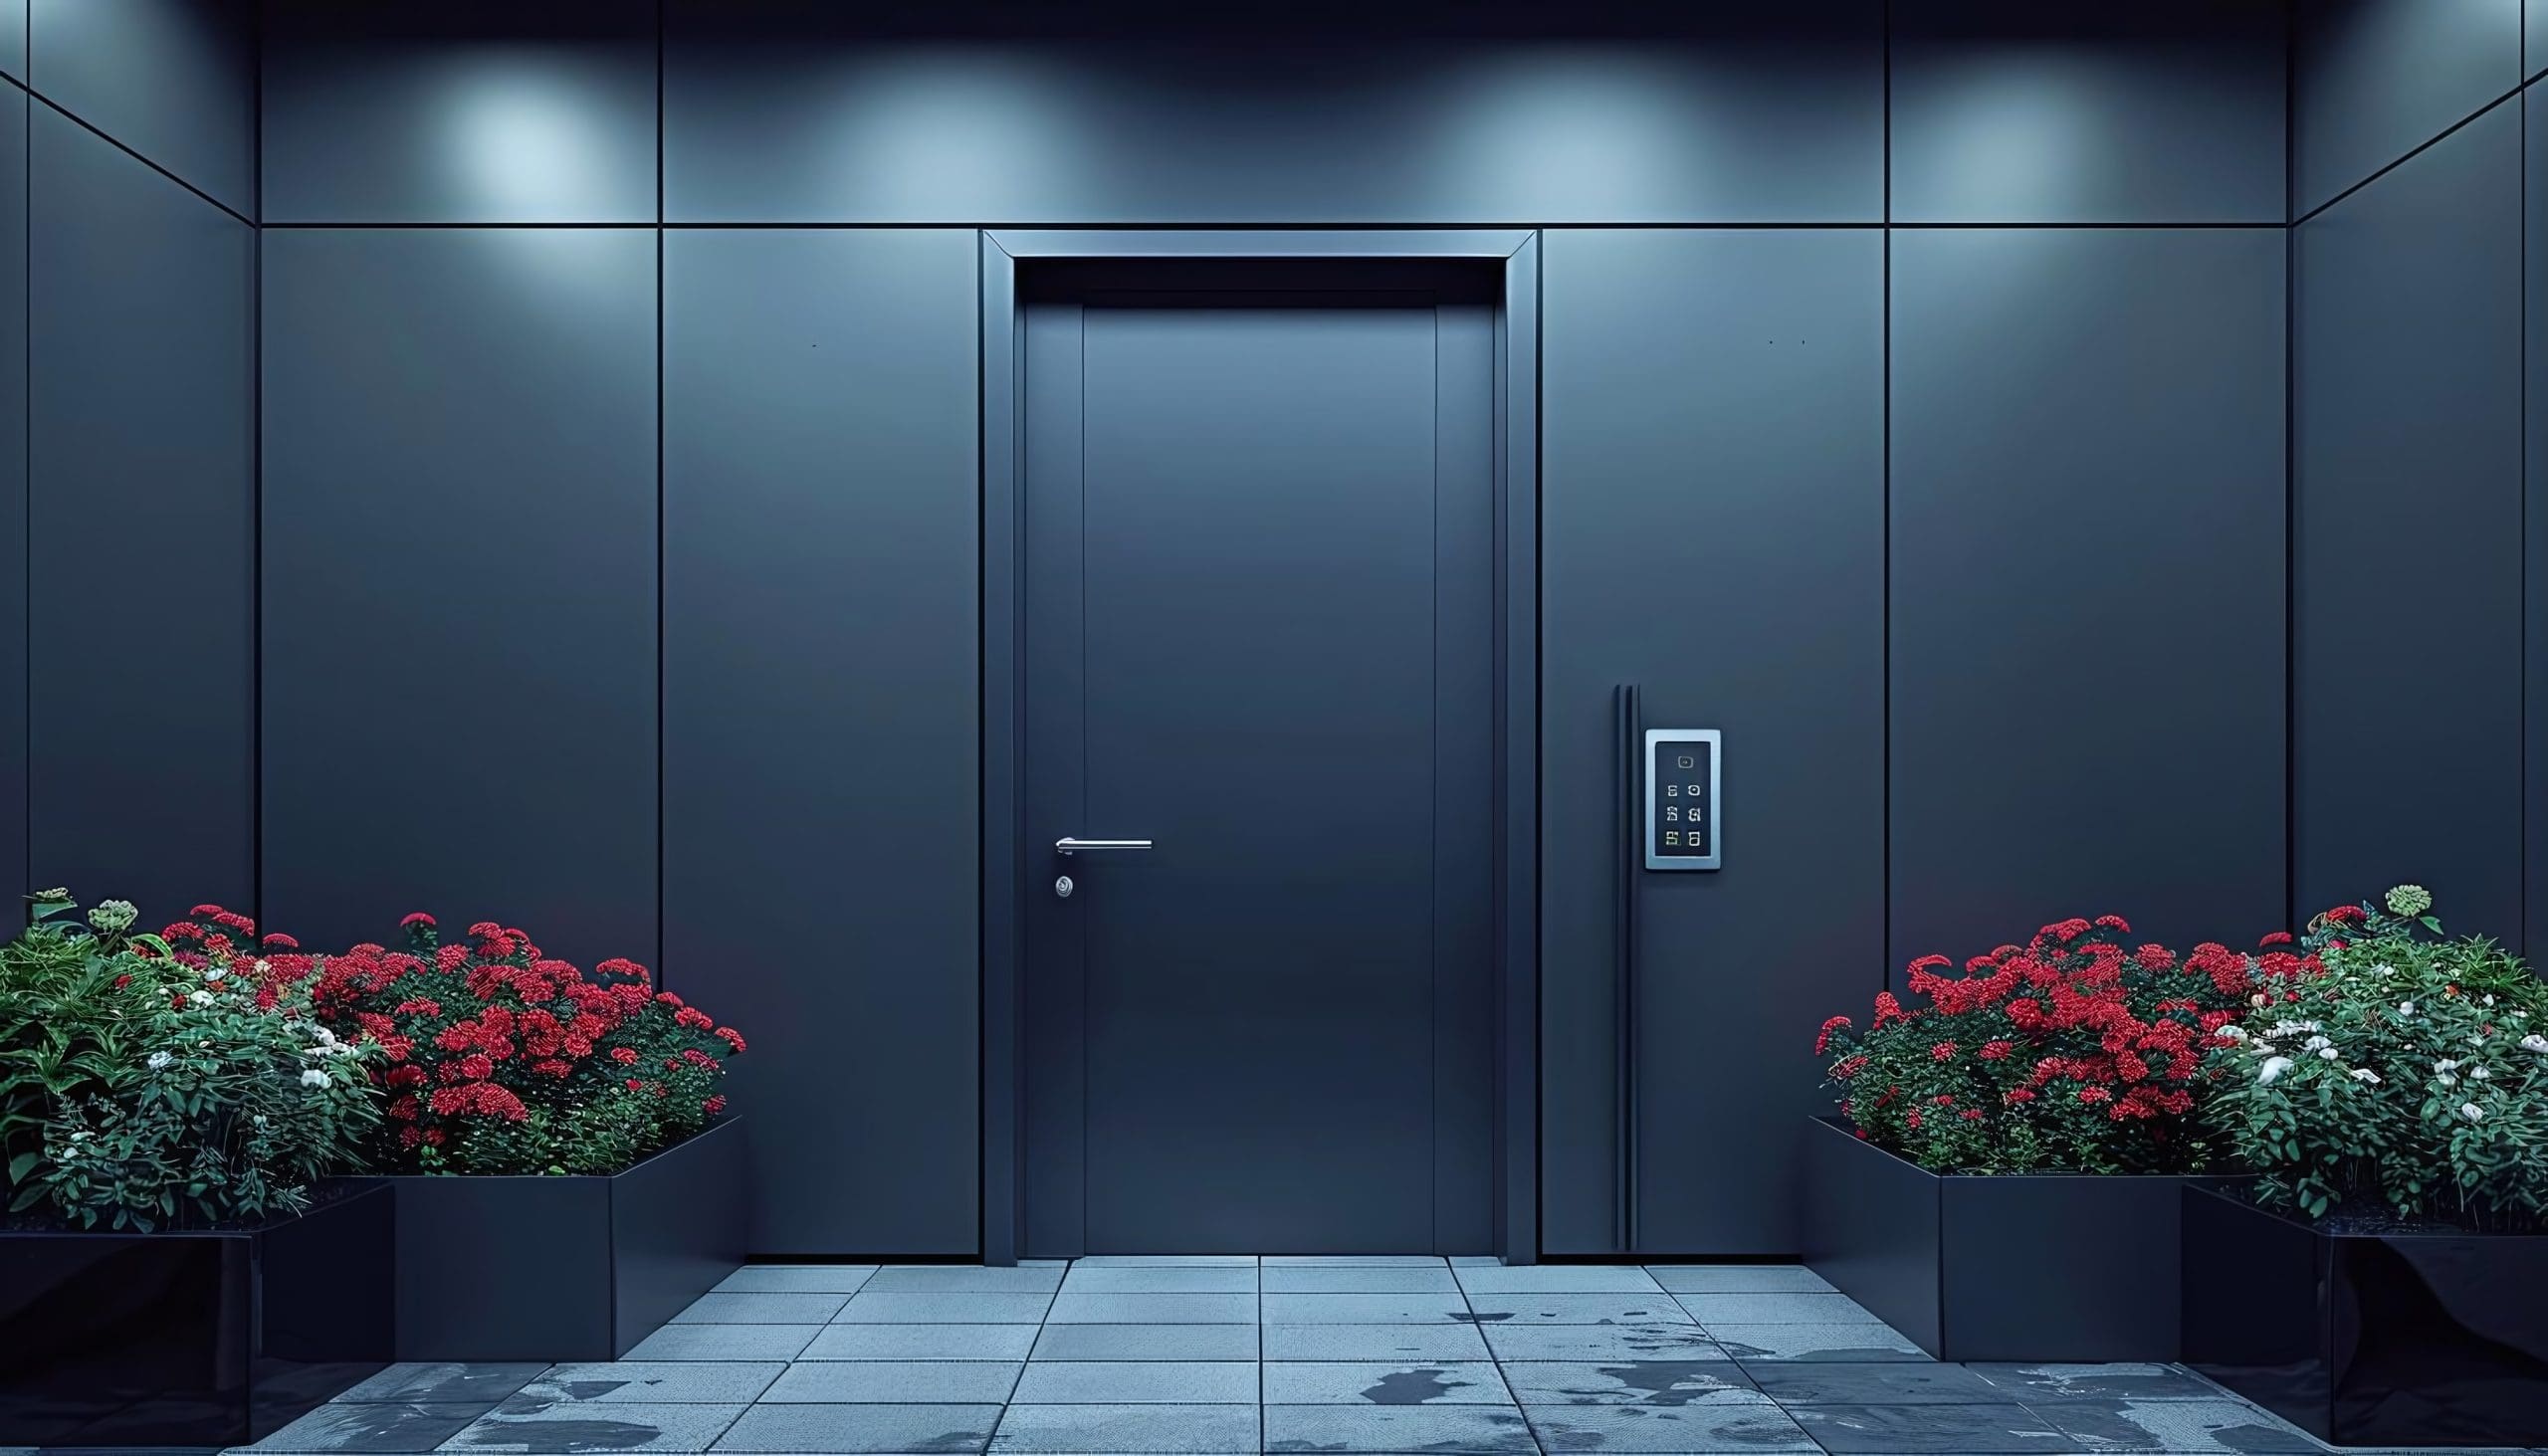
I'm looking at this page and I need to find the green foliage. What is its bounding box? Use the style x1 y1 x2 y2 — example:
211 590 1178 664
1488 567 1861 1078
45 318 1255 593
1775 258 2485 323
0 893 381 1230
2204 890 2548 1231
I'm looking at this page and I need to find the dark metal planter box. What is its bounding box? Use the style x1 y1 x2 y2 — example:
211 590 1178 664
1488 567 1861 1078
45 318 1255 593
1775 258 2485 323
1799 1115 2191 1360
0 1180 393 1448
392 1117 747 1361
2183 1181 2548 1448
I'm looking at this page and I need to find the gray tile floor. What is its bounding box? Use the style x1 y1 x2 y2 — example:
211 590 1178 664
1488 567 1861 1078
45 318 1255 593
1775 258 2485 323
225 1259 2542 1455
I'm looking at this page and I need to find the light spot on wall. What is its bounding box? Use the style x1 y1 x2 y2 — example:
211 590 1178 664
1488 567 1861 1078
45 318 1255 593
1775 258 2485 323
439 54 630 221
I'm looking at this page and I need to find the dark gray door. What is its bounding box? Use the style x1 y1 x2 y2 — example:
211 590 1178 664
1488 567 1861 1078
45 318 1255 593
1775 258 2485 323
1022 297 1496 1255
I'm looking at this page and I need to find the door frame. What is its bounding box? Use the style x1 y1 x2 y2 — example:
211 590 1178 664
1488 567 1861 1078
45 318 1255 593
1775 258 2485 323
977 229 1542 1265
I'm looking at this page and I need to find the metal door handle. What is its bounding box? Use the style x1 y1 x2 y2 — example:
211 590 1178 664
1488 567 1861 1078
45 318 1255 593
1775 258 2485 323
1055 837 1154 855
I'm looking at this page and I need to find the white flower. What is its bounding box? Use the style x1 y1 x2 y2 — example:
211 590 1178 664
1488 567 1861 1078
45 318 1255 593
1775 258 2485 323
2250 992 2270 1009
187 990 213 1006
2436 1059 2459 1073
2257 1056 2295 1085
2350 1068 2382 1084
2217 1024 2248 1042
299 1069 330 1090
2483 994 2496 1007
2521 1034 2548 1054
2470 1066 2491 1081
2317 1047 2341 1060
2399 1002 2416 1017
2303 1034 2333 1052
2460 1102 2485 1123
145 1051 172 1071
2372 963 2396 977
203 966 226 982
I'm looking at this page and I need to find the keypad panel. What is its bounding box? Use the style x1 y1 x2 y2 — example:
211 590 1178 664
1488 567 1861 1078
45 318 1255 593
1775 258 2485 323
1645 729 1720 870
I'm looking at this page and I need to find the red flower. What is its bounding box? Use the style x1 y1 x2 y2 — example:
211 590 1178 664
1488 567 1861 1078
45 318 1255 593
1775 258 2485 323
2324 906 2366 925
428 1082 529 1122
2077 1086 2113 1105
704 1095 727 1117
1904 1111 1924 1131
401 913 437 929
1978 1039 2015 1061
715 1027 745 1054
2256 931 2293 946
1930 1040 1958 1062
1814 1015 1851 1055
612 1046 639 1065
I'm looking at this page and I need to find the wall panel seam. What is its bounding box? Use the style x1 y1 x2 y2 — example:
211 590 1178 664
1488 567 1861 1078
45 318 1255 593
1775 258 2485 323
15 84 249 227
2295 85 2526 227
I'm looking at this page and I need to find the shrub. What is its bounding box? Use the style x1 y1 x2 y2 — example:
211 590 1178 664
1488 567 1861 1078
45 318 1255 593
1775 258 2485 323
1 892 378 1230
2204 886 2548 1230
1817 914 2296 1173
180 910 745 1176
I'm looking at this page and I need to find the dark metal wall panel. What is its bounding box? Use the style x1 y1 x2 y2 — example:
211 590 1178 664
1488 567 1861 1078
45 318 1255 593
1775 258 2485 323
2533 0 2546 81
0 88 23 907
27 106 253 922
1891 229 2287 967
260 228 657 966
2294 0 2520 217
260 0 656 224
1890 0 2285 224
2295 105 2524 940
29 0 254 217
662 0 1882 224
2526 85 2545 956
661 229 980 1256
1541 230 1884 1255
3 1 22 84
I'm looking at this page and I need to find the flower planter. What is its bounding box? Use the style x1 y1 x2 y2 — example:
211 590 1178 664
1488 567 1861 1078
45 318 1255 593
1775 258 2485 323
2182 1181 2548 1447
1799 1115 2193 1360
0 1180 393 1447
390 1116 747 1360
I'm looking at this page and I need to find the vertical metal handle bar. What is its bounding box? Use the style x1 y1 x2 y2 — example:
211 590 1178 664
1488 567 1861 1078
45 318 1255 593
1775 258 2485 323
1613 683 1642 1255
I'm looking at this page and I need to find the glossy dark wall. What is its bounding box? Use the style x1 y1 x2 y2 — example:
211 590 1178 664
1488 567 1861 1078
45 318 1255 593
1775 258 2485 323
661 231 980 1255
0 0 2306 1255
3 0 255 927
1540 230 1885 1254
253 2 2290 1258
259 229 658 968
1888 228 2287 967
0 87 24 918
2292 3 2539 948
657 1 1883 224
